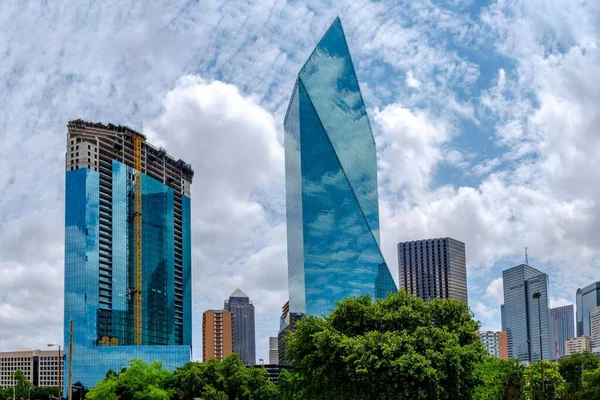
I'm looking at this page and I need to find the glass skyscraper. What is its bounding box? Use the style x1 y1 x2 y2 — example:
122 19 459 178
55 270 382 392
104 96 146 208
501 264 554 362
63 120 193 391
576 281 600 337
283 17 397 316
550 305 574 358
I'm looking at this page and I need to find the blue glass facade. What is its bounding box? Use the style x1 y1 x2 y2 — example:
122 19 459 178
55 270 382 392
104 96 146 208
64 160 191 392
576 281 600 337
284 18 397 316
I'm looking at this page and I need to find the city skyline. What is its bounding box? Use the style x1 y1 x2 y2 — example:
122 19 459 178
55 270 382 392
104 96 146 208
1 1 600 368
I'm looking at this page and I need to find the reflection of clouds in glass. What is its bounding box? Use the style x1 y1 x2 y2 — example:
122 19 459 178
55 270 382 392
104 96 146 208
299 21 380 244
285 19 396 317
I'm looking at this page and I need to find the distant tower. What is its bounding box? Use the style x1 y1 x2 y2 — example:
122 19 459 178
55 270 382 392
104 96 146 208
268 337 279 365
397 238 467 303
202 310 233 361
501 264 554 362
550 305 575 358
576 281 600 336
224 289 256 365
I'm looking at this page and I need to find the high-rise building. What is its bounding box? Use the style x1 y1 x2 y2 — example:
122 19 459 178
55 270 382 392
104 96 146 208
0 349 63 389
576 281 600 337
478 331 508 360
565 336 592 356
283 17 396 317
590 306 600 350
63 120 193 391
501 264 554 362
278 301 302 366
269 337 279 365
550 305 575 358
202 310 233 362
397 238 467 302
224 289 256 365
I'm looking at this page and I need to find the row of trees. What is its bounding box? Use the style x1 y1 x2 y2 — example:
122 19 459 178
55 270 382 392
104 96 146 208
34 291 600 399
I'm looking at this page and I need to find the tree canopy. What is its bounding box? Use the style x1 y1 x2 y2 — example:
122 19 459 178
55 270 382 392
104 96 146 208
168 354 278 400
558 351 600 399
473 356 524 400
285 290 486 400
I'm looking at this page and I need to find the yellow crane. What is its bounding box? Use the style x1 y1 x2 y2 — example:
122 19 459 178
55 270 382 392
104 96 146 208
133 134 143 345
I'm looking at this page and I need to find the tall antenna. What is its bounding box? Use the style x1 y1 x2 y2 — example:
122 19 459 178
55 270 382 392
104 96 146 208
525 247 529 266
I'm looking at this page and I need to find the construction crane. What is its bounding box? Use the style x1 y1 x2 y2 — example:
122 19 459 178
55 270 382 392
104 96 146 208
133 134 143 345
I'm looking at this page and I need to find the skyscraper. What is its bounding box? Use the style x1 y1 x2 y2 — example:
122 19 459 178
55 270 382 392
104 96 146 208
397 238 467 302
550 305 575 358
202 310 233 362
63 120 193 390
269 337 279 365
224 289 256 365
501 264 554 362
576 281 600 336
283 17 397 317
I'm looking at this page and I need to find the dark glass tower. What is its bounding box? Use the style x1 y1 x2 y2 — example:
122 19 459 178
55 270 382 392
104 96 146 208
550 305 574 358
224 289 256 365
576 281 600 336
283 17 397 316
63 120 193 391
501 264 554 362
397 238 468 303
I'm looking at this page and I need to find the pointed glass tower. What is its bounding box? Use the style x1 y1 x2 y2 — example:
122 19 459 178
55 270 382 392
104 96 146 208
284 17 397 316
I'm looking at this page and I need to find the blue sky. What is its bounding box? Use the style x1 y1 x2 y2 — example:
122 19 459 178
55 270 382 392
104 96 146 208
1 0 599 362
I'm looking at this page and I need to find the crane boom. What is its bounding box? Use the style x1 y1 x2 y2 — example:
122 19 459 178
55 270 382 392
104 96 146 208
133 134 143 345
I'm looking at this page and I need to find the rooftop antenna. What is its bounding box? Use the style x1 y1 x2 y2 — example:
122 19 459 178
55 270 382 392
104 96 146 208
525 247 529 266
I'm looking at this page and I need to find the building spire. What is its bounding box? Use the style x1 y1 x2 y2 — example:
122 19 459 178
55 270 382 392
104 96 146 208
525 247 529 266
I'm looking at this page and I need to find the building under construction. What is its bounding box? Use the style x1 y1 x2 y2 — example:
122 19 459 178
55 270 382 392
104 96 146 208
63 119 193 391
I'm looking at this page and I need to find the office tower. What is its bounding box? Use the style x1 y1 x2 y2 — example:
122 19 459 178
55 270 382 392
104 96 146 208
501 264 554 362
591 306 600 350
0 349 63 389
202 310 233 361
576 281 600 336
397 238 467 302
565 336 592 356
63 120 193 390
550 305 575 358
224 289 256 365
269 337 279 365
478 331 508 360
283 17 396 317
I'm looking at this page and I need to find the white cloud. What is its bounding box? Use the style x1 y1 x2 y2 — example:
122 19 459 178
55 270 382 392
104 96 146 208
486 278 504 305
406 70 421 89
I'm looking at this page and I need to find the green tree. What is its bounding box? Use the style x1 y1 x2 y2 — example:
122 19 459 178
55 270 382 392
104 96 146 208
278 369 306 400
558 351 600 399
169 354 278 400
86 359 171 400
581 363 600 398
30 386 59 400
473 357 524 400
9 370 34 400
286 291 486 400
524 361 565 400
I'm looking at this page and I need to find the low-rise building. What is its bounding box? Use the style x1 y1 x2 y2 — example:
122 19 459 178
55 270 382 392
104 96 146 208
0 349 62 389
590 306 600 350
565 336 592 356
478 331 508 360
